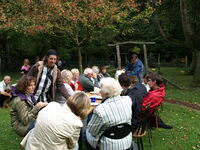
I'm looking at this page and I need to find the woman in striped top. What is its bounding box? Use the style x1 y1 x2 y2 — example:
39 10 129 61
86 77 133 150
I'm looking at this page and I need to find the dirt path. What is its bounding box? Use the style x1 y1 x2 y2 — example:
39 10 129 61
165 99 200 112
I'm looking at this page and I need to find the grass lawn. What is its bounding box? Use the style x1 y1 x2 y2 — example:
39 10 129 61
0 103 200 150
150 67 200 104
0 67 200 150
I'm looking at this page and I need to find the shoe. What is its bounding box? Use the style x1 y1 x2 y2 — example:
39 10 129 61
158 124 173 129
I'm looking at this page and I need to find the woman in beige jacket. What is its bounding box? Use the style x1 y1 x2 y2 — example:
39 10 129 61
21 92 90 150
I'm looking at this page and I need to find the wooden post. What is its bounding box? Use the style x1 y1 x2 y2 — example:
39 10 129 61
78 48 83 73
185 56 188 67
143 44 148 73
116 45 121 69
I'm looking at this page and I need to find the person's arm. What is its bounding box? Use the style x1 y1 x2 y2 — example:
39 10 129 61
77 82 83 91
13 100 41 126
65 84 74 96
93 78 99 88
86 110 104 148
27 64 37 77
66 127 81 149
125 63 132 71
56 70 70 99
129 63 143 75
84 78 95 92
0 91 11 97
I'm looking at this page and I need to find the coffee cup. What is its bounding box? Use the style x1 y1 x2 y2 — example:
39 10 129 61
90 97 96 103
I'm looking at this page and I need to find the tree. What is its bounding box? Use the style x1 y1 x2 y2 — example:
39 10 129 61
1 0 134 72
153 0 200 86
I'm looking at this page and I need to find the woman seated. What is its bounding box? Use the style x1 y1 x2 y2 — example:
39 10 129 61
86 77 133 150
56 69 74 104
142 73 172 129
70 68 83 91
21 92 91 150
10 76 47 137
98 66 110 81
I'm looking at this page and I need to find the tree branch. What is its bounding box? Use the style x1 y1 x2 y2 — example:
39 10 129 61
153 15 189 48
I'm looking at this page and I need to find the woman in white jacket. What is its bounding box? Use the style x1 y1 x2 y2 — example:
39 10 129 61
21 92 90 150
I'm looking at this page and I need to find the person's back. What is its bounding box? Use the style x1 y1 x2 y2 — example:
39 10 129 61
21 92 91 150
87 95 132 149
23 102 82 150
86 78 133 150
79 74 93 92
122 82 147 130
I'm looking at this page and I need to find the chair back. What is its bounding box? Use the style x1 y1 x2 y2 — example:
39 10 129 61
95 123 132 149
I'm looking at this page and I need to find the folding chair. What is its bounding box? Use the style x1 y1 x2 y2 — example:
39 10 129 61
95 123 132 150
132 103 152 150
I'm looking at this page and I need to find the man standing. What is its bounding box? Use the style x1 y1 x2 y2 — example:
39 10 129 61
0 76 12 108
28 49 69 102
125 54 145 83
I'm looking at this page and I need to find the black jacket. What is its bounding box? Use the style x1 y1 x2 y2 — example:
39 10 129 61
121 82 147 130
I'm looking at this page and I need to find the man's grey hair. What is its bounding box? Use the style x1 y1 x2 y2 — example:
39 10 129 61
83 68 93 75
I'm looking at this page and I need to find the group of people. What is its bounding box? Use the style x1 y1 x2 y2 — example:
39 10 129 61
0 50 172 150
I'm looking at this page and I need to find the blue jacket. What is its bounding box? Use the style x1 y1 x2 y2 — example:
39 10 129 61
125 59 145 83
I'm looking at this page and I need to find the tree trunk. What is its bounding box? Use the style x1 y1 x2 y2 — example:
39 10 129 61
116 45 121 69
5 35 12 71
193 50 200 86
78 48 83 73
190 51 196 73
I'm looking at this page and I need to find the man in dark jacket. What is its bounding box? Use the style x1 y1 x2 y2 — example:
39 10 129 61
118 73 147 131
79 68 99 92
28 49 69 102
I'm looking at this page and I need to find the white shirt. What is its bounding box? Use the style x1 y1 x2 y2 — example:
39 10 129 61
0 80 10 92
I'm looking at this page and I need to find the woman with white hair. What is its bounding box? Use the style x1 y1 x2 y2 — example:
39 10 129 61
70 68 83 91
86 77 133 150
21 92 91 150
56 69 74 104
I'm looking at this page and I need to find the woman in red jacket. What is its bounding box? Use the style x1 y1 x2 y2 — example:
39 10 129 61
142 73 172 129
70 68 83 91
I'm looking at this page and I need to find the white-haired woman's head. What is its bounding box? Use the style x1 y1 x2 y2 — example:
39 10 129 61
71 68 80 81
83 68 93 78
61 69 73 84
92 66 99 74
99 77 122 99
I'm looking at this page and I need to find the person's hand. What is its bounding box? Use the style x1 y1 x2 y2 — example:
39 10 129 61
8 94 12 98
74 82 79 91
93 73 97 78
36 102 48 108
